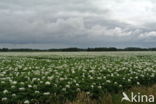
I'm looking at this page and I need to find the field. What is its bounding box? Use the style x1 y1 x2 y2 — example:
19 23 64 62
0 52 156 104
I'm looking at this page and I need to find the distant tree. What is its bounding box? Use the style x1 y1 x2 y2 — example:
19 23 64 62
0 47 156 52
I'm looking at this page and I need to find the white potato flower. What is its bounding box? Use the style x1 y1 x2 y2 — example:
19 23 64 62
3 90 8 94
24 100 30 104
45 81 51 85
43 92 50 95
2 97 7 101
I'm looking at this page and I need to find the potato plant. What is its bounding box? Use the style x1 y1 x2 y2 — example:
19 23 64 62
0 52 156 103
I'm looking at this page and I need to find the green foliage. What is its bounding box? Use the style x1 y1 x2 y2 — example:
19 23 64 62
0 52 156 103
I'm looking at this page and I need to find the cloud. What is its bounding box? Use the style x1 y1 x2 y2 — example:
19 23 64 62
93 0 156 26
0 0 156 48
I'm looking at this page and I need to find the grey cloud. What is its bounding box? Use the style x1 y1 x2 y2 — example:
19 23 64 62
0 0 156 48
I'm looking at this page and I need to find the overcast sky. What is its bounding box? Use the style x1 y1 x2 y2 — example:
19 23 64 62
0 0 156 49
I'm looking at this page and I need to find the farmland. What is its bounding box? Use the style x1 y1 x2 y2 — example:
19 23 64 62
0 52 156 104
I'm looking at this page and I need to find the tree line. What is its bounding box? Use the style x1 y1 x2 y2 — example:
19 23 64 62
1 47 156 52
